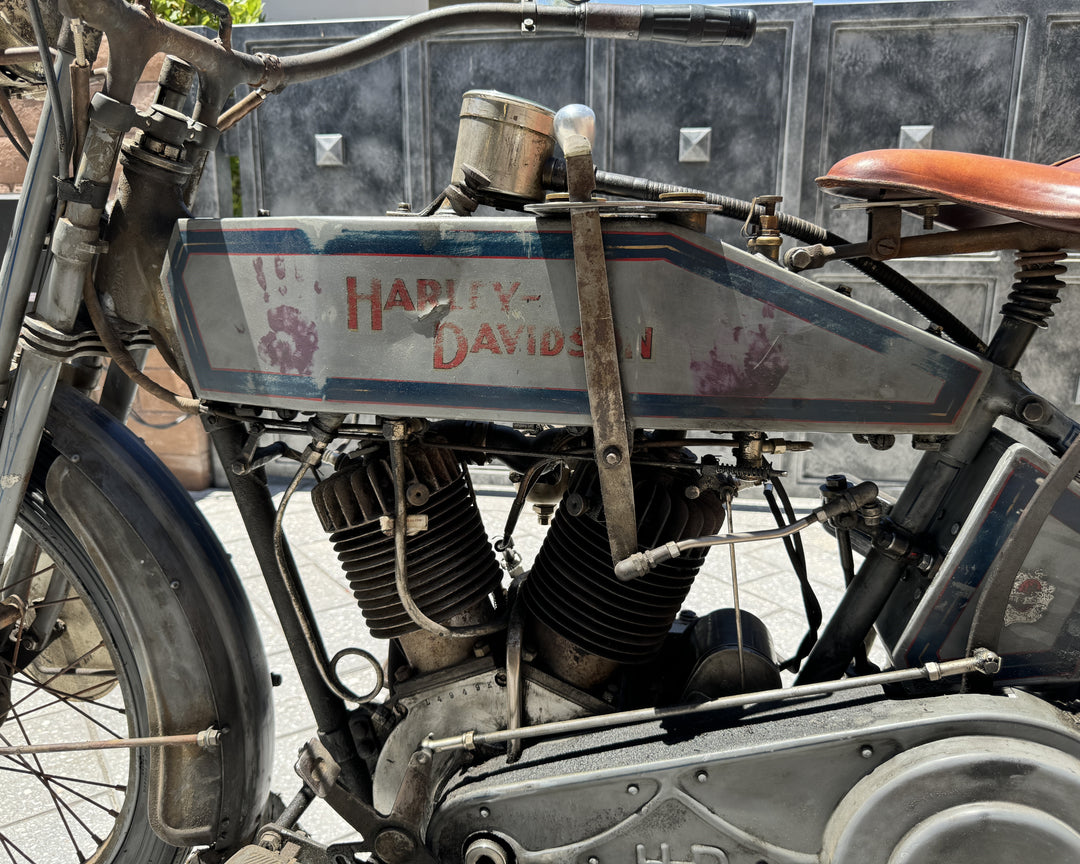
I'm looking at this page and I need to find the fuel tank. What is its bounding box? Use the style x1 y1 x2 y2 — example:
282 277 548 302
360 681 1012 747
162 214 990 432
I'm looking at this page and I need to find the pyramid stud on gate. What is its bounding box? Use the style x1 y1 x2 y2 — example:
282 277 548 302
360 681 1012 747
898 125 934 149
315 133 345 167
679 127 712 163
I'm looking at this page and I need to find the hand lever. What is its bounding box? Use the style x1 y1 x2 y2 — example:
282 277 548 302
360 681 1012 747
555 104 639 565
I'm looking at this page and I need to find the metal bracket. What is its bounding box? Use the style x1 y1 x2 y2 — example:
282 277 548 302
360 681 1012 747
296 739 440 864
295 738 341 799
56 177 110 209
562 139 638 563
867 206 903 260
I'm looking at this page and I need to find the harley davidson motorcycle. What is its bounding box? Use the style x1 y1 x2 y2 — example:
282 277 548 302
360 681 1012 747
2 0 1080 862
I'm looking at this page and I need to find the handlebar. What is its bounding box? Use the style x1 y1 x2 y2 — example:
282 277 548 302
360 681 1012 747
279 4 756 86
60 0 755 117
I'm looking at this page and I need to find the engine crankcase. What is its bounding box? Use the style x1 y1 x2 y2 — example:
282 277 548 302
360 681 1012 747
373 662 606 813
427 689 1080 864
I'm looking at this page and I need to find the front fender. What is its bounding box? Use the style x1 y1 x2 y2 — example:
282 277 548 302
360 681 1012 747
41 384 273 850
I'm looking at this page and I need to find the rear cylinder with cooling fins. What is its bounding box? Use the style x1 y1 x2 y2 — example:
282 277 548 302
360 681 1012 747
523 465 724 665
311 444 502 639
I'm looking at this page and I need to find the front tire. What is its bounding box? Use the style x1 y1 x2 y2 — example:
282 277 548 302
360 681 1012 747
0 473 187 863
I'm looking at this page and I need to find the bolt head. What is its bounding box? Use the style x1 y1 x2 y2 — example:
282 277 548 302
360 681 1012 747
789 247 813 269
406 482 431 506
873 237 900 257
374 829 416 863
603 446 622 466
860 745 874 759
627 784 639 795
696 770 709 783
1019 397 1048 424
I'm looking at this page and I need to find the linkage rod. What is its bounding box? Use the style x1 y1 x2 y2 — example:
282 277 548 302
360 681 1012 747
0 727 222 756
422 650 1001 754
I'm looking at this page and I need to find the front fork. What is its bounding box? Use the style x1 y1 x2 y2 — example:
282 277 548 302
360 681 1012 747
0 54 130 561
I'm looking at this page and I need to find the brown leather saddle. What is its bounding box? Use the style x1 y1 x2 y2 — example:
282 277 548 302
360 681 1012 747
817 149 1080 236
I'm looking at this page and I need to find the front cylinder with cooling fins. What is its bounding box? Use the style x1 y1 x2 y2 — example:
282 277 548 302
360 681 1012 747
311 445 502 639
523 465 724 664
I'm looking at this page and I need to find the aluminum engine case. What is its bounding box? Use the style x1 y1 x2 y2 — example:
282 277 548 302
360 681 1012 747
426 689 1080 864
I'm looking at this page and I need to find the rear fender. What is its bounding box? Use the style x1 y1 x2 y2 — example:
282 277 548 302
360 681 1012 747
41 384 273 849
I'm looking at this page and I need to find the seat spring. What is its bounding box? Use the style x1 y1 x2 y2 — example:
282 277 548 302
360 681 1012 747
1001 250 1067 329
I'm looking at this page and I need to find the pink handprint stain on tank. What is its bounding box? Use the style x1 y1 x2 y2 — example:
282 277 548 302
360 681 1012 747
257 306 318 374
691 318 789 397
253 257 269 302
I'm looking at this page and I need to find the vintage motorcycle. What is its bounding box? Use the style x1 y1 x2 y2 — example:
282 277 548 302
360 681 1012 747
2 0 1080 862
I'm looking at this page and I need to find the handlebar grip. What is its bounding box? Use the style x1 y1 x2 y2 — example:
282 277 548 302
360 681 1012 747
638 5 757 46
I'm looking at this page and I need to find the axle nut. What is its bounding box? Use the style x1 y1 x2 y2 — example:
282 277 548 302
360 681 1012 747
465 837 511 864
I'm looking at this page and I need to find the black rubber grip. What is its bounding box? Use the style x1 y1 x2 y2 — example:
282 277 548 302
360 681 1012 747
638 5 756 46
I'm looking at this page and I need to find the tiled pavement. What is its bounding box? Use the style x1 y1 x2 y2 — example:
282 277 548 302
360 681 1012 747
191 480 871 846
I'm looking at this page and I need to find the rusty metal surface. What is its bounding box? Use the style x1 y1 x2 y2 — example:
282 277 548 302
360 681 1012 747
564 147 637 563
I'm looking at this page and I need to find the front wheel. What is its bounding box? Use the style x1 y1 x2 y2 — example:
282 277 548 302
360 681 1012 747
0 481 186 863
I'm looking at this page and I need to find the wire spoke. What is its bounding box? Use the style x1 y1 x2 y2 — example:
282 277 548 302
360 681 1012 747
1 531 133 860
0 733 85 860
0 761 125 791
0 560 59 601
10 676 122 721
0 832 35 864
8 641 107 710
11 691 125 742
23 595 79 613
45 776 119 819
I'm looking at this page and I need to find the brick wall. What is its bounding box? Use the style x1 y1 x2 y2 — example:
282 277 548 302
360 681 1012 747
126 351 211 489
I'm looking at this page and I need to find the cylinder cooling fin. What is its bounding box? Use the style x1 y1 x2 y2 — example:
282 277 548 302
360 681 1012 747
524 465 725 664
312 444 502 639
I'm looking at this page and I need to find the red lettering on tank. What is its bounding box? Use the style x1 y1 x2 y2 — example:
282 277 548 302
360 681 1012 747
417 279 442 311
347 277 382 331
497 324 525 354
541 328 564 356
492 281 521 313
568 328 583 358
471 323 502 354
433 323 468 369
640 327 653 360
384 278 415 312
